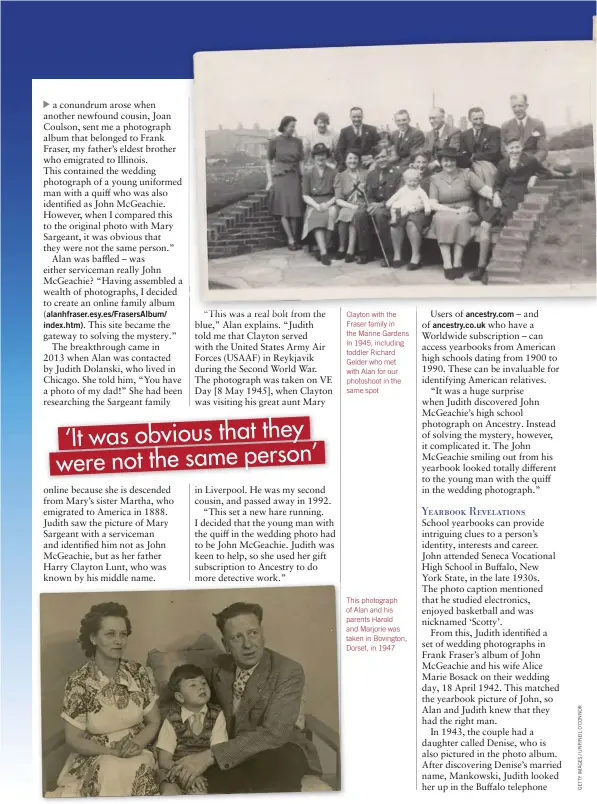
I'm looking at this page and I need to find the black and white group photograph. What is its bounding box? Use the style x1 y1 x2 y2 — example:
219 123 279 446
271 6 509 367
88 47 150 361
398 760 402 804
195 41 595 300
41 587 339 797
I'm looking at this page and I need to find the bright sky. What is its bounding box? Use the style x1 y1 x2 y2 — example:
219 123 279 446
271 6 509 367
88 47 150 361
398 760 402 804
196 41 594 134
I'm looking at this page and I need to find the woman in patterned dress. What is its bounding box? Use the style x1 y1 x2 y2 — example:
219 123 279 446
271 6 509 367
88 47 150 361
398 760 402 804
301 142 338 265
46 603 160 797
428 146 494 280
333 149 369 262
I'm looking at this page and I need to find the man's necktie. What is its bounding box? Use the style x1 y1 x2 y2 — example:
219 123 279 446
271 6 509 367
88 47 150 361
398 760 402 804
518 120 525 141
233 669 251 703
189 712 204 736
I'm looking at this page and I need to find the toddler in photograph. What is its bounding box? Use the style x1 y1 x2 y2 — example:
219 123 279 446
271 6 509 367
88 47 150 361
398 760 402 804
156 664 228 795
387 168 432 225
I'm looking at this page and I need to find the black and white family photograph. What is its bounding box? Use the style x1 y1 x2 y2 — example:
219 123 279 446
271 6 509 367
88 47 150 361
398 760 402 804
41 588 339 796
195 41 595 300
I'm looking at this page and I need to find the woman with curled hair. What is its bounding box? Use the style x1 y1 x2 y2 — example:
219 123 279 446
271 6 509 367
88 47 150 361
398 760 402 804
303 112 337 166
46 602 160 798
266 115 305 250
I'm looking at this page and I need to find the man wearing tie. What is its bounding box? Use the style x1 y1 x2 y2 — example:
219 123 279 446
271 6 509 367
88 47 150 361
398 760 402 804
390 109 425 169
335 106 380 170
170 602 322 794
501 94 548 164
424 107 461 171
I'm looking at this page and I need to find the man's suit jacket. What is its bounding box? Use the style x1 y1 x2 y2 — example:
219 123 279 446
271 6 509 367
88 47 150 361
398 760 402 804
424 124 461 161
459 124 502 167
336 123 380 168
390 126 425 168
209 649 322 775
501 116 548 162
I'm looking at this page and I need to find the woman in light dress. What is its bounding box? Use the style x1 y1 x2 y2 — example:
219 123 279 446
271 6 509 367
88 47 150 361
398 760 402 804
46 602 161 797
428 146 493 280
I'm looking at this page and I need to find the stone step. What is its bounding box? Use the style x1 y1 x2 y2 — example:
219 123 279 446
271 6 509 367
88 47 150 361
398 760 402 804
488 259 522 273
499 237 529 249
493 245 526 260
489 273 522 284
525 192 553 204
236 201 260 213
509 218 536 231
489 267 523 278
492 253 524 265
529 186 557 196
499 228 531 243
521 199 551 212
513 208 541 221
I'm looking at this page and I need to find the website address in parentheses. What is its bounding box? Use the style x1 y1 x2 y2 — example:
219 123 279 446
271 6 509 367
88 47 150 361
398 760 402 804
576 704 583 790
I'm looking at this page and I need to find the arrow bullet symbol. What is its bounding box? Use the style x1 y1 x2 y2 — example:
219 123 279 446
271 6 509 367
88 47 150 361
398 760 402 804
43 101 49 108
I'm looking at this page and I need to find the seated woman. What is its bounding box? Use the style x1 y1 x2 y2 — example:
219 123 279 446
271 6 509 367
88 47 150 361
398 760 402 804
333 149 368 263
46 602 160 798
388 150 434 270
301 142 338 265
303 112 337 167
266 115 305 250
472 136 552 283
428 146 494 280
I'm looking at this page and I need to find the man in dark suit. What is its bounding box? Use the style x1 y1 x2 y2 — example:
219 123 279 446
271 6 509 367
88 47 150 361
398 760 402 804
353 144 403 265
501 94 548 163
424 107 461 171
390 109 425 169
171 602 322 794
335 106 380 170
459 107 502 168
459 107 501 214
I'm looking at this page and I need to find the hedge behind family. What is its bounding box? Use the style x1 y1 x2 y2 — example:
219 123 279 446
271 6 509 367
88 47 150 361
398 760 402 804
46 601 324 796
266 94 562 283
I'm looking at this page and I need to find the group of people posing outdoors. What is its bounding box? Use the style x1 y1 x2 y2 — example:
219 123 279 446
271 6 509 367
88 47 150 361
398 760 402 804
266 94 556 282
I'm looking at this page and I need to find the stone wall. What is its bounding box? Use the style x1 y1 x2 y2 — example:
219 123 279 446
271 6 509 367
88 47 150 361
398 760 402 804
206 190 286 259
206 176 583 270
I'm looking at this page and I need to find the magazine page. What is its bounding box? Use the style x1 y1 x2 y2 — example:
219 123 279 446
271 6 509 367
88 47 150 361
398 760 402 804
1 3 596 804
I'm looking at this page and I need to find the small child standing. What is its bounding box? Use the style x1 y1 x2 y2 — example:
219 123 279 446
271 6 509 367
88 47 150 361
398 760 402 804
387 168 432 225
156 664 228 795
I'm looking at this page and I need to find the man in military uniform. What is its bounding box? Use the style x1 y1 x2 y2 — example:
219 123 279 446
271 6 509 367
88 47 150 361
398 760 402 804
353 144 402 266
